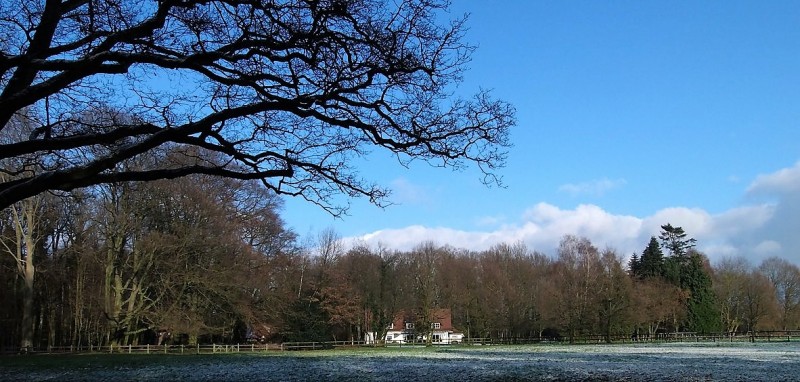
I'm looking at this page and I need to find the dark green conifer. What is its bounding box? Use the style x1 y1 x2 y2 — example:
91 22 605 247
628 253 641 277
681 251 721 333
639 237 664 279
655 224 720 332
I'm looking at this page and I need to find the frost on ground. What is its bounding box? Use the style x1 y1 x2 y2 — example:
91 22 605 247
3 342 799 381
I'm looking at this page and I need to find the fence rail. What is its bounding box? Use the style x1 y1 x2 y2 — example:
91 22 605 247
478 331 800 345
3 343 284 355
5 331 800 355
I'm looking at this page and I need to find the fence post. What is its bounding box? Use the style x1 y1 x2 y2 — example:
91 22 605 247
147 344 150 354
109 344 113 354
129 344 132 354
164 344 167 354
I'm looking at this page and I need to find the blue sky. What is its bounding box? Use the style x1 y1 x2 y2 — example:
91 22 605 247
282 1 800 264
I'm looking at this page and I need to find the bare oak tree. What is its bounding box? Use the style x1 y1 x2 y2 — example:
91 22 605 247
0 0 514 212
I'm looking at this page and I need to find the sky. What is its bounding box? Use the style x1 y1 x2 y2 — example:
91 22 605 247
281 0 800 265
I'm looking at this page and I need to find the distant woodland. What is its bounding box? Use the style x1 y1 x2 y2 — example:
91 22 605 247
2 171 799 351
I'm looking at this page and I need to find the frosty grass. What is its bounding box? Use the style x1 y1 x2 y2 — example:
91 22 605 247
4 342 799 381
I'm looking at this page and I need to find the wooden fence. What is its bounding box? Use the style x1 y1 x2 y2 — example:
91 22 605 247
470 331 800 345
5 343 283 355
5 331 800 355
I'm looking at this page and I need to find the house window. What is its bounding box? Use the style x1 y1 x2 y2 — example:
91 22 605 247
388 323 394 330
432 334 441 342
431 322 441 329
405 322 414 330
386 334 393 340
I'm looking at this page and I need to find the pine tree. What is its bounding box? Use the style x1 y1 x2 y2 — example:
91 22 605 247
656 224 719 332
658 224 696 258
639 237 665 279
681 251 721 333
628 253 641 277
662 256 682 285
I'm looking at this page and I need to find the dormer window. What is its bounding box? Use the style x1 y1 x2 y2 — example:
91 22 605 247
431 322 441 329
405 322 414 330
388 323 394 330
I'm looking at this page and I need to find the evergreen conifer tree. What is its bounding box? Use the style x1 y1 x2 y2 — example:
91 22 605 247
681 251 721 333
656 224 719 332
639 237 665 279
628 253 641 277
658 224 697 258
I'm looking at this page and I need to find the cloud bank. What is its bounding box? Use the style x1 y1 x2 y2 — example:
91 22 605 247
350 162 800 264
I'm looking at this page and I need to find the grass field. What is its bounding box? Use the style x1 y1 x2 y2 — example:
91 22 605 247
1 342 798 381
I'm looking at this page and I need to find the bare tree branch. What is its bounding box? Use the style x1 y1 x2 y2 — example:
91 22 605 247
0 0 515 212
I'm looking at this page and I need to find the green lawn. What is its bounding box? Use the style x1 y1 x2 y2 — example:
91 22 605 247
2 343 799 381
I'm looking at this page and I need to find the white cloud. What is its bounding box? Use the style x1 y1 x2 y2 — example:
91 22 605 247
702 243 740 258
738 161 800 263
358 225 516 252
558 178 627 197
753 240 782 256
747 161 800 195
351 202 781 261
348 162 800 265
521 203 642 251
642 207 713 238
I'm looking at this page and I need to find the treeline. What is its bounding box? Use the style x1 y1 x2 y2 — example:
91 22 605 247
0 169 300 351
3 173 800 351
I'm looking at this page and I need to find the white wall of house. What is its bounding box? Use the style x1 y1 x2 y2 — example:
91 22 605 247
384 329 409 343
381 329 463 344
427 330 463 344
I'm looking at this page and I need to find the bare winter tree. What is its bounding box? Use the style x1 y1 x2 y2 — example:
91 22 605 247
0 0 514 212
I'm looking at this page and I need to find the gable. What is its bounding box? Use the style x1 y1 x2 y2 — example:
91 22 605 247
388 308 458 332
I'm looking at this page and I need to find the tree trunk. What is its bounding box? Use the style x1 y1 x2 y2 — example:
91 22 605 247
14 199 39 353
20 264 34 352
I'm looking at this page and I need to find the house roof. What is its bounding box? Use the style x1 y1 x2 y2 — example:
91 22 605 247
390 308 459 332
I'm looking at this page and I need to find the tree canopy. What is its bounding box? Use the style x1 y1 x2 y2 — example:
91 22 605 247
0 0 514 212
659 224 696 258
628 225 720 332
637 236 664 279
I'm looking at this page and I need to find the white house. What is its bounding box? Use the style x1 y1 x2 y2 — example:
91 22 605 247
380 308 464 344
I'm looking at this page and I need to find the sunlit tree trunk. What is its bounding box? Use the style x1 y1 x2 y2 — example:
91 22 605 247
1 195 43 352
